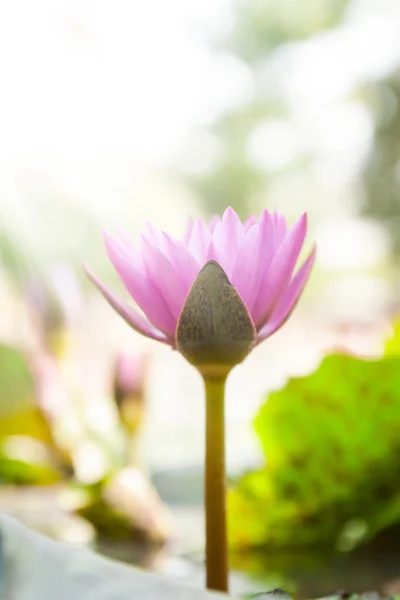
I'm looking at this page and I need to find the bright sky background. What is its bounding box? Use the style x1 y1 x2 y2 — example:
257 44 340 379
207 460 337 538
1 0 399 269
0 0 398 165
0 0 397 203
0 0 237 165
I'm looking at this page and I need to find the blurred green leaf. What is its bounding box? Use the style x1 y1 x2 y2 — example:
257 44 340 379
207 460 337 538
384 319 400 355
0 345 65 484
224 0 348 62
361 70 400 253
76 485 136 542
0 455 60 485
0 345 35 414
186 0 350 220
76 467 171 544
229 353 400 550
0 345 54 444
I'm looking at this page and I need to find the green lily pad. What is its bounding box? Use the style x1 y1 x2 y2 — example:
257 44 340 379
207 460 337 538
229 352 400 551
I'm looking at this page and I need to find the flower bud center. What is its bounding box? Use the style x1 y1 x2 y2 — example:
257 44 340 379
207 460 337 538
176 260 256 377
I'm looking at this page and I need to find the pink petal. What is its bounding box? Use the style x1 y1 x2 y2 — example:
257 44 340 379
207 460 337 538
252 213 308 329
140 236 188 322
112 227 140 259
208 215 220 233
105 235 176 336
142 226 201 291
142 228 200 291
183 218 195 245
211 207 245 278
104 230 139 265
143 226 175 265
223 206 245 243
85 267 170 344
272 212 288 249
143 222 164 248
231 211 274 313
243 214 257 231
161 232 200 291
187 219 212 266
256 245 316 342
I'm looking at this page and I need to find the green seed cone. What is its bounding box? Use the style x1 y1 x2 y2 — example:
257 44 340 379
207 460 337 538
176 260 256 377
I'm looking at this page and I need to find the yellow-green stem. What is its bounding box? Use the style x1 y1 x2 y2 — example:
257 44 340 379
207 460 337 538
203 375 229 592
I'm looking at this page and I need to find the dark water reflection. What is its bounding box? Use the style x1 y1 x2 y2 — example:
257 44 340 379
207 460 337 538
97 537 400 599
230 546 400 598
147 472 400 598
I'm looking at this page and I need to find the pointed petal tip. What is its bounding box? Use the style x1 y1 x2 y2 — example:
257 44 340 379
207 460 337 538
303 243 317 270
255 242 316 343
83 266 170 345
84 266 117 301
299 212 308 227
208 214 220 232
102 229 123 248
290 212 308 241
102 227 119 239
222 205 239 220
309 242 317 259
251 211 310 329
83 264 98 283
101 229 111 242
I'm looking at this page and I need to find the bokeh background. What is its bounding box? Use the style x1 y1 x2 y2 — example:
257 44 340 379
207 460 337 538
2 0 400 597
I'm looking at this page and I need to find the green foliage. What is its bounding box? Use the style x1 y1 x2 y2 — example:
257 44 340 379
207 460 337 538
0 345 35 413
0 345 63 483
189 0 349 219
224 0 349 62
0 345 54 443
0 454 61 485
190 156 263 219
188 103 270 218
361 70 400 253
384 318 400 356
75 474 163 543
76 482 138 541
229 352 400 550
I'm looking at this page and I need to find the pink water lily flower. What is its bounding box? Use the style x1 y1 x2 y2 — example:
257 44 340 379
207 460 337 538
87 207 315 349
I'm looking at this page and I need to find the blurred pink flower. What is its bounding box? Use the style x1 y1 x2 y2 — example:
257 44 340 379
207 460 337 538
113 351 147 435
87 207 315 349
25 264 83 335
113 351 146 407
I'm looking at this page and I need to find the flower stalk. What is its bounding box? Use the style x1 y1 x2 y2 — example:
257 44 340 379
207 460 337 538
203 374 229 592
